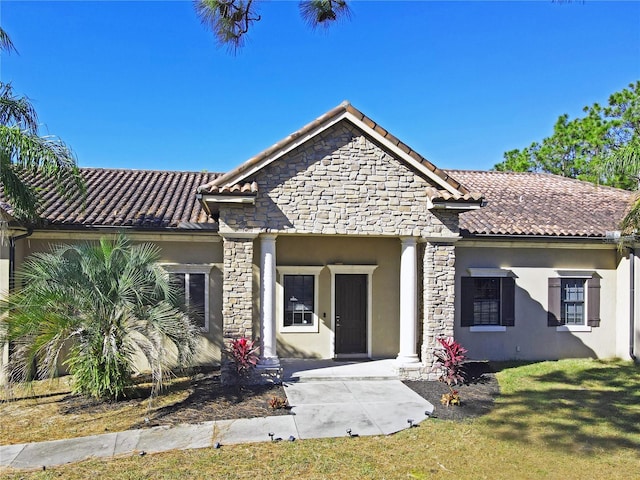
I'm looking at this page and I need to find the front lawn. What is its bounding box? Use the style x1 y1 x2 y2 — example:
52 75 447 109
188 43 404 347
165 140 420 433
2 359 639 479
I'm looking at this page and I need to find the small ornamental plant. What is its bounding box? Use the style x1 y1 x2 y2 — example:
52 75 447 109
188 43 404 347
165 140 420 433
434 336 467 407
225 337 259 386
268 396 289 410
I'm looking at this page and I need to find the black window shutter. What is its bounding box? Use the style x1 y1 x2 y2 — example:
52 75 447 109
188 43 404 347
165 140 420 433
461 277 475 327
548 277 562 326
501 277 516 326
587 276 601 327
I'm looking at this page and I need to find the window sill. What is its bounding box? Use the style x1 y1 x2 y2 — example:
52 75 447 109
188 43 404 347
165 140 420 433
556 325 592 333
280 324 319 333
469 326 507 333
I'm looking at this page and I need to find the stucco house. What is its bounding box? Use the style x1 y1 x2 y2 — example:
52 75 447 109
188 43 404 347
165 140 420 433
1 103 638 379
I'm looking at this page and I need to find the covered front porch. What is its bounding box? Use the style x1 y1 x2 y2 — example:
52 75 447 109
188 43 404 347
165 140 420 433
220 232 458 380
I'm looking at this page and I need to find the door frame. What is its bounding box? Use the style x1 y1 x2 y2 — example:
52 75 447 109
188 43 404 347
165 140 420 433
327 264 378 359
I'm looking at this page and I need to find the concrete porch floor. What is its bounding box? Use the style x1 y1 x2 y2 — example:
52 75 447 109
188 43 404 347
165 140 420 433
281 358 401 382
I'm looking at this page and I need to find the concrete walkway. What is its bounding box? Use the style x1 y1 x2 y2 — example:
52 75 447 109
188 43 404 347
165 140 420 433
1 362 433 471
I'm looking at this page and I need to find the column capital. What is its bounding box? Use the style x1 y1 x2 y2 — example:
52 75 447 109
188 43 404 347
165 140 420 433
399 235 418 245
420 235 462 244
219 231 259 240
260 233 278 241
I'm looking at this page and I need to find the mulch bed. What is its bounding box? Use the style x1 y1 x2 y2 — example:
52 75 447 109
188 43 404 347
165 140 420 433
145 370 290 427
59 362 499 428
404 362 500 421
59 368 290 429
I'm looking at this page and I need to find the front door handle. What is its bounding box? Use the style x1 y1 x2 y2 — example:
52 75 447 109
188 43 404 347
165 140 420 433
336 314 341 327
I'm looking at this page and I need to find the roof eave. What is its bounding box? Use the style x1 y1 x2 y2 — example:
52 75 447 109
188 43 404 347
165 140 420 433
428 199 484 210
197 193 257 217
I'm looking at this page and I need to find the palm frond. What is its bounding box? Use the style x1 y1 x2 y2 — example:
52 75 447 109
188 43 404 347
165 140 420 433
0 82 39 132
0 27 17 54
601 138 640 185
0 125 86 220
0 154 40 219
620 192 640 235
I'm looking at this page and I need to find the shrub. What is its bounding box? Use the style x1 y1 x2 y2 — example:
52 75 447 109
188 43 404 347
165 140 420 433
434 336 467 406
226 337 259 385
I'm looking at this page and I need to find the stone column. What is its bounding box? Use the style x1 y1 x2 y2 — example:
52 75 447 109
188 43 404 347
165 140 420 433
397 236 420 364
259 234 279 366
421 241 456 380
221 234 257 339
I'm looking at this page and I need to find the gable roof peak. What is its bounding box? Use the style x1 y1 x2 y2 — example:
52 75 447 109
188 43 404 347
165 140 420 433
197 103 477 199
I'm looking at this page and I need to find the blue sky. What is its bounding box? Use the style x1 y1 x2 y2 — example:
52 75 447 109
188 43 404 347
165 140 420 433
1 1 639 173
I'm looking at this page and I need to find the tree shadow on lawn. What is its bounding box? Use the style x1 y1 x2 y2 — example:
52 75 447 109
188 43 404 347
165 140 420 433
483 361 640 453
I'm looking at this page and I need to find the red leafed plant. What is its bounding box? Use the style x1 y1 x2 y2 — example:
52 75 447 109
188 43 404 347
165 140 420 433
434 337 467 406
226 337 259 383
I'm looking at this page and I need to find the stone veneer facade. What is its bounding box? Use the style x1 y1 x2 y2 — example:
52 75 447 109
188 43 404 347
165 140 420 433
217 120 461 380
218 122 458 238
420 242 457 380
221 236 255 339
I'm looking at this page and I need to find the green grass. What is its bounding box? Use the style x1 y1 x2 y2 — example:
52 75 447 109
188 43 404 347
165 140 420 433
2 358 639 479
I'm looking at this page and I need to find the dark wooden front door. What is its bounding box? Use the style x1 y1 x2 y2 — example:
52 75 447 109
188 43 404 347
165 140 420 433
335 274 367 355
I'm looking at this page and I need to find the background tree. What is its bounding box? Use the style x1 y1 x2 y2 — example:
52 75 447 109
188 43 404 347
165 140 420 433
194 0 351 51
0 235 201 400
0 27 84 221
494 81 640 190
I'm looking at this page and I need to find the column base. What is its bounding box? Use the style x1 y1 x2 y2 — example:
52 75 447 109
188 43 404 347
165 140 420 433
257 357 281 368
256 357 282 385
395 354 420 365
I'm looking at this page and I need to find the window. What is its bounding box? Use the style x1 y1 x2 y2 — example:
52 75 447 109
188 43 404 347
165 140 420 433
172 273 206 329
277 266 323 333
461 275 515 329
561 278 585 325
548 273 600 330
162 264 213 331
284 275 314 327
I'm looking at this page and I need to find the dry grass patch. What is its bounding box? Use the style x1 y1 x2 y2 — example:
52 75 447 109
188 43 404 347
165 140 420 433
1 375 190 444
1 368 287 445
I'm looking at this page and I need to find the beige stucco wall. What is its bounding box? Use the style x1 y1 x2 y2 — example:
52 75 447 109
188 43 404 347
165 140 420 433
14 233 224 370
455 242 625 361
269 235 402 359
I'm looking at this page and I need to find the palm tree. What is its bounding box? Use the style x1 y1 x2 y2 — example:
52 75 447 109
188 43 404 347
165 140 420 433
194 0 351 51
0 235 201 400
603 138 640 236
0 27 84 221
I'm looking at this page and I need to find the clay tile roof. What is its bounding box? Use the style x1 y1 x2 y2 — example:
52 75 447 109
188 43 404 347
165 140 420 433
426 187 485 203
1 168 222 230
449 170 636 237
199 181 258 195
